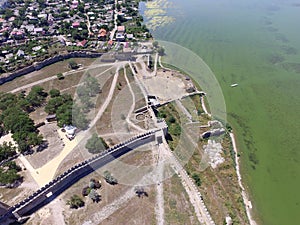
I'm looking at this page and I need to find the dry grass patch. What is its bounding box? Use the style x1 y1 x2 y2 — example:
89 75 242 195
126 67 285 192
0 58 94 93
164 174 200 225
185 134 248 225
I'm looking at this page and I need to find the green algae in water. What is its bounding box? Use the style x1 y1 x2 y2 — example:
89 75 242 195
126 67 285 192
142 0 300 224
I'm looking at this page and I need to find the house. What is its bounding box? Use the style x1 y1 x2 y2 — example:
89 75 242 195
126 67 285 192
126 33 133 39
98 28 107 40
5 53 14 60
108 39 114 46
32 46 42 51
77 39 88 47
16 49 25 58
72 22 80 28
37 13 47 19
64 125 77 140
34 27 44 34
116 33 125 41
117 25 125 33
11 30 24 38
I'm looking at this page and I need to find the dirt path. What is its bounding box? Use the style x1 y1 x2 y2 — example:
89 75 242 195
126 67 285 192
155 145 165 225
230 133 257 225
109 0 118 40
89 64 121 129
161 140 215 225
85 13 92 37
10 62 116 94
60 66 113 92
201 96 211 117
151 53 159 76
123 66 147 133
16 65 122 187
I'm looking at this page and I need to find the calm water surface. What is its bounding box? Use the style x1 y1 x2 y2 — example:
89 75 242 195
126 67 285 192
141 0 300 224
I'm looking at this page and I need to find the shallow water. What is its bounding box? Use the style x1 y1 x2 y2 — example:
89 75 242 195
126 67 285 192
141 0 300 224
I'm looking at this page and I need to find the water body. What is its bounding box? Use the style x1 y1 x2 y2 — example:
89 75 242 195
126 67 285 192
140 0 300 224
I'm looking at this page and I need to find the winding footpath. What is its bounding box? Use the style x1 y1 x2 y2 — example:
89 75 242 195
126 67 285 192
230 133 257 225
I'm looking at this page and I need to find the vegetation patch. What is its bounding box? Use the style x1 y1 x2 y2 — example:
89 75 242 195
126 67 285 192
85 133 108 154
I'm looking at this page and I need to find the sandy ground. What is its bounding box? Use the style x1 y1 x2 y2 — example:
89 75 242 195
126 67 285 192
143 74 186 102
0 133 15 146
26 123 64 169
201 96 211 117
230 133 257 225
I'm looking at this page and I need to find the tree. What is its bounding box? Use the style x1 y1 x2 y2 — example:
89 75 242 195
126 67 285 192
85 134 108 154
157 46 165 56
26 86 48 108
153 41 158 48
88 189 100 203
72 105 89 130
66 194 85 209
0 142 17 162
57 73 64 80
68 60 79 70
0 92 18 110
0 161 22 186
82 186 90 196
103 170 118 185
192 173 201 186
49 89 60 98
0 167 21 186
83 75 101 96
134 186 148 198
76 74 101 112
168 116 176 124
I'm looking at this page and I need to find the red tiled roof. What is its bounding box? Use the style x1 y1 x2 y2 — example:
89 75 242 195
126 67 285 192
99 28 107 37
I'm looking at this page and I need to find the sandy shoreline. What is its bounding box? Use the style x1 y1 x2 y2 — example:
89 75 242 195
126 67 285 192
230 132 257 225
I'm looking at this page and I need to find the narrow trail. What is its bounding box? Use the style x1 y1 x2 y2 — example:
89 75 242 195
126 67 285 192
60 66 114 92
155 144 165 225
201 96 211 117
85 13 92 37
123 66 147 133
89 65 121 129
161 140 215 225
151 53 159 76
109 0 118 41
10 62 116 94
230 133 257 225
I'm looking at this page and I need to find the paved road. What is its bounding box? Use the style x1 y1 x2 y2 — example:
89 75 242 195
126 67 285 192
109 0 118 41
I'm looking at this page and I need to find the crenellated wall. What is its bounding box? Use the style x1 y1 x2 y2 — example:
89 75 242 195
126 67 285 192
0 129 165 224
0 51 103 85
